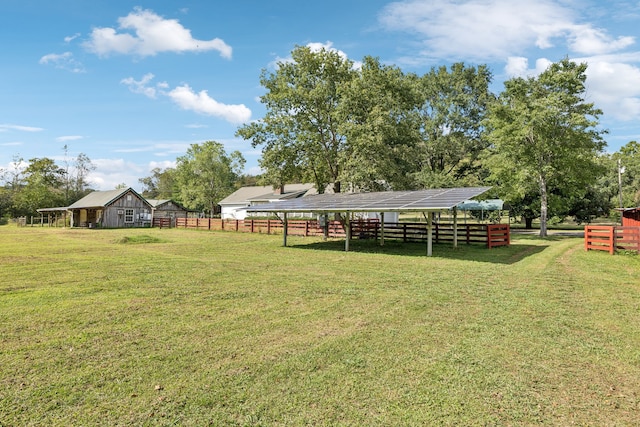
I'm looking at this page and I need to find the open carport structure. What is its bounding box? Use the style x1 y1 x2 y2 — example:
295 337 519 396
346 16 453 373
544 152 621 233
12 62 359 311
245 186 494 256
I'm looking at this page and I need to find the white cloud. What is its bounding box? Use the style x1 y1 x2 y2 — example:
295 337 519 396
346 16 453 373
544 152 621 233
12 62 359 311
167 84 252 124
89 158 146 190
83 7 232 58
379 0 635 61
505 57 552 77
149 160 177 170
567 25 635 55
0 124 44 132
55 135 84 142
121 74 251 124
64 33 81 43
582 60 640 121
121 73 161 98
39 52 85 73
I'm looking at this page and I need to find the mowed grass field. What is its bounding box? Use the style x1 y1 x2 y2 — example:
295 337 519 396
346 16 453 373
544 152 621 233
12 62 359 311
1 225 639 426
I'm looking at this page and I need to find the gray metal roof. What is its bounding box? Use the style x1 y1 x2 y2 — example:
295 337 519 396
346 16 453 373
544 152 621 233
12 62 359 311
67 188 151 209
245 187 492 213
146 199 170 208
218 184 315 205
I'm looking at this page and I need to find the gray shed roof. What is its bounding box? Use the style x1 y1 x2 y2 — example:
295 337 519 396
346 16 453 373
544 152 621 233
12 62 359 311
245 187 492 213
146 199 170 207
67 188 151 209
146 199 191 211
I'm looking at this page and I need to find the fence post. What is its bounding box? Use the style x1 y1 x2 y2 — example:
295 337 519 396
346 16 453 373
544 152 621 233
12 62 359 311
584 226 589 251
610 226 616 255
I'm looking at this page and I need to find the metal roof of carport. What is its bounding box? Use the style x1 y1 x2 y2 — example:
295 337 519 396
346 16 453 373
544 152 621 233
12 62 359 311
244 186 493 256
245 186 492 213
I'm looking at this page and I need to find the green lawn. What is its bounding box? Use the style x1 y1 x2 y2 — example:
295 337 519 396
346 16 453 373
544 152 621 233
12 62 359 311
1 225 639 426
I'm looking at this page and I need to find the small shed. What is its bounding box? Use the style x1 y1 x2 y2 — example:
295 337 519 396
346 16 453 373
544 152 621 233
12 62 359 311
619 207 640 227
146 199 191 225
67 188 153 228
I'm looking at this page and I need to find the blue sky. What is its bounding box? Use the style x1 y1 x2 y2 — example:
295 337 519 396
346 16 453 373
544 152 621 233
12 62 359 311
2 0 640 191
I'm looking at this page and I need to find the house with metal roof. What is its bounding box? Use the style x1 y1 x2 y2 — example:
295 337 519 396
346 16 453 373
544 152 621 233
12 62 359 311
219 184 315 220
67 187 153 228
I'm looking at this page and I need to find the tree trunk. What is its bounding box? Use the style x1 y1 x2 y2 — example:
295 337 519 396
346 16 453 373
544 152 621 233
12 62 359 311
524 217 534 229
539 175 548 237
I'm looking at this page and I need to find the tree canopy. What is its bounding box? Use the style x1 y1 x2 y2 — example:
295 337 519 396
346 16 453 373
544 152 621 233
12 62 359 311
174 141 245 216
485 59 606 236
237 45 357 193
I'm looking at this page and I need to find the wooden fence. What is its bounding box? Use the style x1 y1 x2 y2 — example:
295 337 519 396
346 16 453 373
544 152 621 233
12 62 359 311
173 218 510 248
584 225 640 254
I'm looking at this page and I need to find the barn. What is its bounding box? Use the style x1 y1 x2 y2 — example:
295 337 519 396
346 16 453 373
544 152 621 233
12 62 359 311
67 187 153 228
620 207 640 227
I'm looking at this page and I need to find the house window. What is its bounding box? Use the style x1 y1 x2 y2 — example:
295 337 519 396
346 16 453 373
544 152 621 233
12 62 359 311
125 209 134 223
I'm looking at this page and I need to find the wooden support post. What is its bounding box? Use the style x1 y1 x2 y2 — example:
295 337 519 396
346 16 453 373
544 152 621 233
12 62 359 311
283 213 288 247
380 212 385 247
453 207 458 248
427 212 433 256
322 212 329 242
345 213 351 252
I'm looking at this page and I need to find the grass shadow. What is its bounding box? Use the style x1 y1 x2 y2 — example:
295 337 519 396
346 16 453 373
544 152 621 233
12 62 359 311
289 238 549 265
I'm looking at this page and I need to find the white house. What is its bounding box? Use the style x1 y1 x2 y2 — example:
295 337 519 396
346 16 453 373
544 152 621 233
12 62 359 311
219 183 399 223
219 184 315 220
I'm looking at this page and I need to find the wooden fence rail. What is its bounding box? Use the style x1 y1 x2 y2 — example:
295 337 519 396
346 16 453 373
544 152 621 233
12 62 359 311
585 225 640 254
173 218 509 248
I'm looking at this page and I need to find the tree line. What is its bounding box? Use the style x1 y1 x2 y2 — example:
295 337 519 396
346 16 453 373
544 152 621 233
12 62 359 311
0 146 95 221
3 47 640 236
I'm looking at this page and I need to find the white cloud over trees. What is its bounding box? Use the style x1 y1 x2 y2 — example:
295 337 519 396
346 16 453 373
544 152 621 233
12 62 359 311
82 7 232 58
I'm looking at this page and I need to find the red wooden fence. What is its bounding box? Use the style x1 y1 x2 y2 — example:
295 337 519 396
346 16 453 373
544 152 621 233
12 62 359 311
172 218 509 248
584 225 640 254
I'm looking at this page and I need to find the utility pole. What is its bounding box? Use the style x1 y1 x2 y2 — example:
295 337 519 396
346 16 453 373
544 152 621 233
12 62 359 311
618 158 624 225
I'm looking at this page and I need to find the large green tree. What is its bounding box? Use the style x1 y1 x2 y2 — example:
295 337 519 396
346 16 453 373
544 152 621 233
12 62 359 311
336 56 419 191
13 157 65 215
139 167 177 199
174 141 245 216
236 45 357 193
485 59 606 236
413 63 494 188
614 140 640 207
